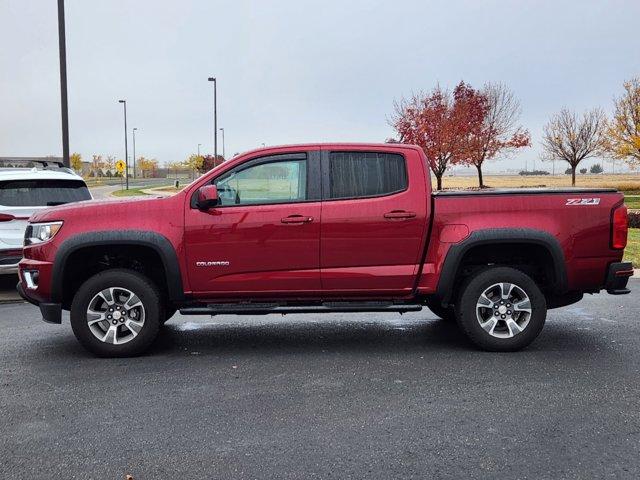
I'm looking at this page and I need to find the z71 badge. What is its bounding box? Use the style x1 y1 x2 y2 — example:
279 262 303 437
566 198 600 206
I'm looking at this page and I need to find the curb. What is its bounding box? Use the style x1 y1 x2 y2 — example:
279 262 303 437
140 188 174 197
0 293 23 304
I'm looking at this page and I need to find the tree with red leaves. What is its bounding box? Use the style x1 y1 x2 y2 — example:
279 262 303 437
459 83 531 188
199 154 225 173
391 82 487 190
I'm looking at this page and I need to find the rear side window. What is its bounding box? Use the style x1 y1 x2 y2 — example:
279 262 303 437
328 152 407 199
0 179 91 206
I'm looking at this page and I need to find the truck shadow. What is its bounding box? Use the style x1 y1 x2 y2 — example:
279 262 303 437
147 313 605 356
150 315 470 355
39 311 612 359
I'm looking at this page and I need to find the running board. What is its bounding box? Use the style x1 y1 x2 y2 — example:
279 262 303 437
179 301 423 316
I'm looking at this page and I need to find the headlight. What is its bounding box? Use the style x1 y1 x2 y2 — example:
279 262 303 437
24 221 63 246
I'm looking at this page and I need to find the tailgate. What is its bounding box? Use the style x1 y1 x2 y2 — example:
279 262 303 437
0 206 37 249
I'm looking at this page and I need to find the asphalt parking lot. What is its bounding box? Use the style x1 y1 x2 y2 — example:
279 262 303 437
1 281 639 479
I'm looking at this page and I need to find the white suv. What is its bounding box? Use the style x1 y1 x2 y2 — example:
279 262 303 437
0 160 91 274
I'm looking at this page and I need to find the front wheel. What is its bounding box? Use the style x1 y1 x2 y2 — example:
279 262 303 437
454 267 547 352
70 269 163 357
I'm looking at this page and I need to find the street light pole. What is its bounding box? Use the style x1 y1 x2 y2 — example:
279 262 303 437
57 0 70 167
220 128 225 159
132 127 137 179
118 100 129 190
207 77 217 162
197 143 201 156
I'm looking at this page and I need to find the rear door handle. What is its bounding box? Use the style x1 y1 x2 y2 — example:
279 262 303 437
384 210 416 220
281 215 314 224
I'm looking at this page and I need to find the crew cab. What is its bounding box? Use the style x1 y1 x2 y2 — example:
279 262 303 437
17 144 632 357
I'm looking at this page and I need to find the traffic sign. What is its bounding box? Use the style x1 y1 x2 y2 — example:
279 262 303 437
115 160 126 174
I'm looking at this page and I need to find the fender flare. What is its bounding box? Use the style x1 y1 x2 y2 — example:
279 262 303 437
435 228 568 305
51 230 184 304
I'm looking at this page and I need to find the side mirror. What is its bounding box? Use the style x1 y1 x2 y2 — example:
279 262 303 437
197 184 219 210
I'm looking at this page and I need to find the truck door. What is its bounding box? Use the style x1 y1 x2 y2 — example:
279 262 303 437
319 147 429 295
184 150 322 298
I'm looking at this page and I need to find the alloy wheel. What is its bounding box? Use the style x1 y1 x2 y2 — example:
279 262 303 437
86 287 146 345
475 282 532 339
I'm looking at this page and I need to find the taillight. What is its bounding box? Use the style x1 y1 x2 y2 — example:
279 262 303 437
611 205 628 250
0 213 15 222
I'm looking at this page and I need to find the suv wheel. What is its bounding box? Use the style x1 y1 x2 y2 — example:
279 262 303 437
454 267 546 351
70 269 163 357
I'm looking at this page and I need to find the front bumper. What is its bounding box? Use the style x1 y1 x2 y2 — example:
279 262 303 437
16 281 62 324
605 262 634 295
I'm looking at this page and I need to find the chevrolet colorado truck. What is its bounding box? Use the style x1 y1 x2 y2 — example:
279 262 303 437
17 144 632 357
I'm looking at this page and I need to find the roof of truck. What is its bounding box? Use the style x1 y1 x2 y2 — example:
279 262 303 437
234 142 423 158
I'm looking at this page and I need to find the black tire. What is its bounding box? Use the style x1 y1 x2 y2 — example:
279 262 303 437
454 267 546 352
70 269 163 357
425 298 456 322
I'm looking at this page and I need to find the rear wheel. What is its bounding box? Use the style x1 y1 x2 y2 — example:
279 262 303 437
70 269 163 357
454 267 546 351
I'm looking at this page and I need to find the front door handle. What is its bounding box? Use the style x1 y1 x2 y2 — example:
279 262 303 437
281 215 314 224
384 210 416 220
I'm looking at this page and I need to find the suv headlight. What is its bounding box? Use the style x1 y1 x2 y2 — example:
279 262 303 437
24 221 63 246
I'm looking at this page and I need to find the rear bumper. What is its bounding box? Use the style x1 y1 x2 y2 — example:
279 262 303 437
0 263 19 274
16 281 62 324
605 262 633 295
0 249 22 274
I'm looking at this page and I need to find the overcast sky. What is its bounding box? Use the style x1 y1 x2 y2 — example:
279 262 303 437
1 0 639 171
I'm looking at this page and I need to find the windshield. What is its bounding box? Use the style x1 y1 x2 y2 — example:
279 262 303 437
0 179 91 206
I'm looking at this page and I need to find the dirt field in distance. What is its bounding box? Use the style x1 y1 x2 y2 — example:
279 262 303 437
436 173 640 192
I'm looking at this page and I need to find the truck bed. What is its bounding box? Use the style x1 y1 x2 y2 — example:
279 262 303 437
433 187 617 196
422 187 626 296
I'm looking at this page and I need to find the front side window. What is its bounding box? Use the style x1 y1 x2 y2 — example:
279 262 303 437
213 159 307 206
0 179 91 206
328 152 407 199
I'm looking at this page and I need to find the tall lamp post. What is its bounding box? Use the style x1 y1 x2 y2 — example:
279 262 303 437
57 0 70 167
132 127 138 179
207 77 217 162
220 128 225 160
118 99 129 190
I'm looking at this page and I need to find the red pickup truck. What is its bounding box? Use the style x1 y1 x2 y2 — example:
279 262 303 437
17 143 632 356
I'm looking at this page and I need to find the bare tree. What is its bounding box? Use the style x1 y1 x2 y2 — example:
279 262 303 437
541 108 606 186
104 155 116 175
461 82 530 188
